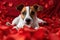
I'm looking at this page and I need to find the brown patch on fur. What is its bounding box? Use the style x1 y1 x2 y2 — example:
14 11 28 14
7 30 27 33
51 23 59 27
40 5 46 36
30 6 36 18
20 7 26 20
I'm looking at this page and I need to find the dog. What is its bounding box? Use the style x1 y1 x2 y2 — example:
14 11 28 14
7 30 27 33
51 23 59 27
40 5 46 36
10 4 46 29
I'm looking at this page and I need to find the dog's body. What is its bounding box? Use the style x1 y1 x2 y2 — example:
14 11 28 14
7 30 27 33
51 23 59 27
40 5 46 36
12 15 45 29
11 5 46 29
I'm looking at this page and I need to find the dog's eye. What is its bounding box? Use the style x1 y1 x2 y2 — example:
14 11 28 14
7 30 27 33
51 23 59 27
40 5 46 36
31 11 35 15
22 11 26 15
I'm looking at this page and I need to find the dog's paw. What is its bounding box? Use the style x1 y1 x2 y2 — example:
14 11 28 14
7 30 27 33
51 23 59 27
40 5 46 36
35 27 39 30
42 21 47 23
41 21 48 25
6 22 11 26
13 26 19 30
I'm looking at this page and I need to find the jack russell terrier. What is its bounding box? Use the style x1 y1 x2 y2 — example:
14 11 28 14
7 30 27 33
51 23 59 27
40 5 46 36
7 4 46 29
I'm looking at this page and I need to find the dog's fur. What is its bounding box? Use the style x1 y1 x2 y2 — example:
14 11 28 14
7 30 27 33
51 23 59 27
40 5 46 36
11 4 46 29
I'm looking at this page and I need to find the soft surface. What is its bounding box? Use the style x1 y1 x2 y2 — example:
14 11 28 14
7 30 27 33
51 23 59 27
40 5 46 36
0 0 60 40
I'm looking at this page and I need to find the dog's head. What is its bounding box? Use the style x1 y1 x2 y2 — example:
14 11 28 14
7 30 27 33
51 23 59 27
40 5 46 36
16 4 43 25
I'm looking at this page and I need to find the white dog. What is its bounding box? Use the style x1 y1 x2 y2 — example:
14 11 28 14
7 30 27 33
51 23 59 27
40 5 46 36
7 4 46 29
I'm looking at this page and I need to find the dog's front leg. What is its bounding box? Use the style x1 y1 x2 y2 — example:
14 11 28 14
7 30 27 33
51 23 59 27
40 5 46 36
33 19 40 30
34 23 39 30
37 17 46 23
16 21 24 28
12 16 20 26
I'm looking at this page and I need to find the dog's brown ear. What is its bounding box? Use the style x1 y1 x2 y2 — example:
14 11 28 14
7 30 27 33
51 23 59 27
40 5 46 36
16 4 24 11
33 4 43 11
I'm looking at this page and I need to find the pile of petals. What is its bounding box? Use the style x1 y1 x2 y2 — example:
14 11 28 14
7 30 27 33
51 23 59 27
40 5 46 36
0 25 60 40
0 0 60 40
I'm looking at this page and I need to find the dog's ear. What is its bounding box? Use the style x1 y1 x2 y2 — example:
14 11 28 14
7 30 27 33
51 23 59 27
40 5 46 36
33 4 43 11
16 4 24 11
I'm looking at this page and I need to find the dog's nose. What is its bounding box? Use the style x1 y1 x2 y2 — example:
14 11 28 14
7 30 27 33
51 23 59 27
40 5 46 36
26 18 31 22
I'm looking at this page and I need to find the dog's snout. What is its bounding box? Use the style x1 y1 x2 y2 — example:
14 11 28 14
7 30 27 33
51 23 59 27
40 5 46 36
26 18 31 22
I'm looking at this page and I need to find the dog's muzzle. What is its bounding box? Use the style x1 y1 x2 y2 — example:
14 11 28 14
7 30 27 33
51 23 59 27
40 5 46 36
25 18 31 25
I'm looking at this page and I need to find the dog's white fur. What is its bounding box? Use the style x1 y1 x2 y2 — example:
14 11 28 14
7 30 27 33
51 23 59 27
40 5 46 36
11 6 46 29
